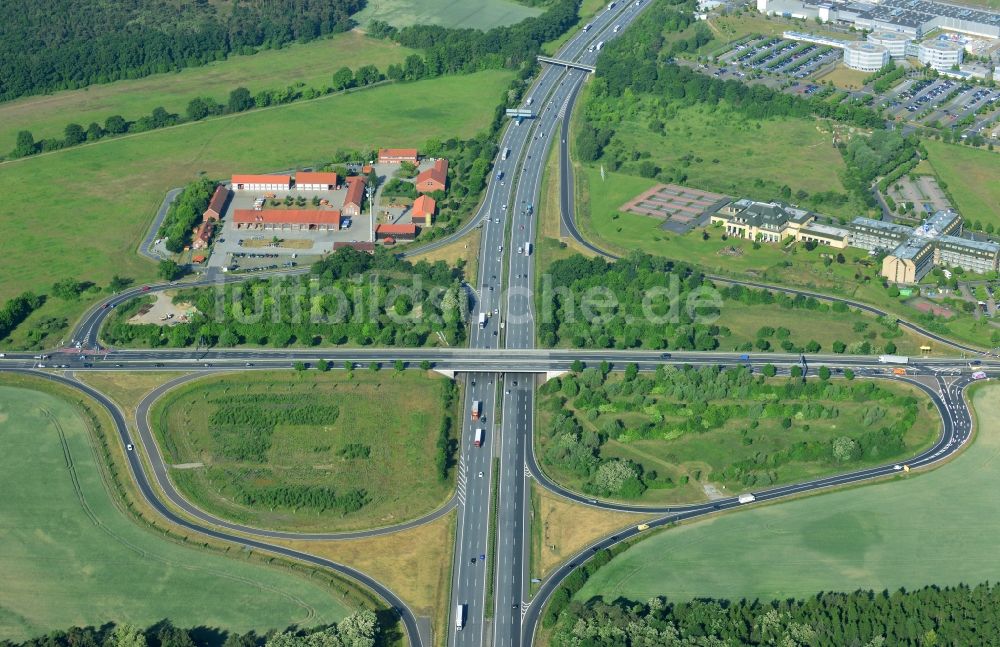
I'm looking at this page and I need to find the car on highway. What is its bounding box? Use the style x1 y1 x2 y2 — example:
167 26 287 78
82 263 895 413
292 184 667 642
478 471 484 478
141 286 150 292
660 353 672 359
126 443 134 451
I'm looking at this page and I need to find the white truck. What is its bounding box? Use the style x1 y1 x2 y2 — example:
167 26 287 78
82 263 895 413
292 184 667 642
878 355 909 364
738 493 756 504
479 312 487 329
456 604 466 631
502 147 511 161
525 243 532 256
596 41 605 50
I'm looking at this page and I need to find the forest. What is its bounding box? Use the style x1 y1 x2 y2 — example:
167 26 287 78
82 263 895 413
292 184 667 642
536 361 921 497
0 613 380 647
102 247 467 348
0 291 44 343
0 0 363 102
552 583 1000 646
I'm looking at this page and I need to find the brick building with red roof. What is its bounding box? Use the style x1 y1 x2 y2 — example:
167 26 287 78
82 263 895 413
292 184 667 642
376 223 418 241
232 209 341 231
377 148 419 165
416 159 448 193
295 172 340 191
231 174 292 191
343 176 366 217
203 185 231 222
411 195 436 227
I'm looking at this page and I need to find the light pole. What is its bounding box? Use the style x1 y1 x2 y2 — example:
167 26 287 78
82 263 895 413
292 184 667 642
367 174 375 243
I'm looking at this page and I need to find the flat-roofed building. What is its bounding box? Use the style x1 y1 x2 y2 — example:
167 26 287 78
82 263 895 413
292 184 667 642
231 174 292 192
936 236 1000 274
844 41 890 71
883 238 936 283
918 39 964 71
848 217 911 252
798 222 851 248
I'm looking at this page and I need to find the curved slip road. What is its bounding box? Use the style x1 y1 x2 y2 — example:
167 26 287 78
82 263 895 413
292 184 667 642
133 371 458 540
2 368 423 647
520 373 976 644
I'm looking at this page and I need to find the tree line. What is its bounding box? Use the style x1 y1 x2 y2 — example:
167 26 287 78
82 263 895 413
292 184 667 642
0 613 379 647
0 292 44 343
0 0 363 103
158 178 217 253
553 583 1000 646
103 247 467 349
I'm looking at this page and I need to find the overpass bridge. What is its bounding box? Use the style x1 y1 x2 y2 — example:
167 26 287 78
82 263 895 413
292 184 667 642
536 55 596 73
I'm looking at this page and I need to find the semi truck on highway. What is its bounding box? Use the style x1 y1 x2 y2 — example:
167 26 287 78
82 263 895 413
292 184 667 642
878 355 909 364
525 243 532 255
471 401 481 421
738 493 756 504
456 604 465 630
479 312 487 328
502 147 511 160
474 428 484 447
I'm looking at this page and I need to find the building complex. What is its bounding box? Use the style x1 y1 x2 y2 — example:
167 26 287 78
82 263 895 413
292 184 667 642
711 199 999 283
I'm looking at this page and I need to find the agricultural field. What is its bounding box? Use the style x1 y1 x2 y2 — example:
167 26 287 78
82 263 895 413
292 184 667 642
0 378 349 641
925 140 1000 232
577 383 999 603
536 368 937 505
0 32 415 153
0 69 514 349
355 0 541 29
603 101 861 219
152 371 456 532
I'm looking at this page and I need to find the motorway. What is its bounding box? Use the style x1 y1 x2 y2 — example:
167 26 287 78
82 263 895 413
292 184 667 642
4 2 996 647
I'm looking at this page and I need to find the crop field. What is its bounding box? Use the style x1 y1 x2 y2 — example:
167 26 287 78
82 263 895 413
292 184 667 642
0 380 348 641
153 370 455 532
925 140 1000 232
0 69 514 349
537 371 937 505
608 103 860 218
0 32 415 153
355 0 541 29
577 383 1000 604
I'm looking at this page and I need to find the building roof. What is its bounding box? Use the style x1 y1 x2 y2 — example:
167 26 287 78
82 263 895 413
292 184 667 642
232 209 341 226
417 158 448 188
344 176 366 207
938 235 1000 255
231 174 292 186
913 209 960 239
296 172 339 186
378 148 419 160
850 217 912 238
890 238 934 261
377 224 418 235
195 220 214 241
206 185 230 214
800 223 850 239
729 199 812 229
412 194 436 218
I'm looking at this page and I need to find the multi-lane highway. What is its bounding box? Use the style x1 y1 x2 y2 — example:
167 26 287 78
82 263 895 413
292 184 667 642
4 2 996 646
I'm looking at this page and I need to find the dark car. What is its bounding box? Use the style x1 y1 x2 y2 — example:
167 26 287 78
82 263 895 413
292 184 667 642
141 286 150 292
660 353 672 359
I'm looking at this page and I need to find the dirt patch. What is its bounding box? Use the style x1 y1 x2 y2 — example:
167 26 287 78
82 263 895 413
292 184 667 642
172 462 205 469
127 292 198 325
911 298 955 319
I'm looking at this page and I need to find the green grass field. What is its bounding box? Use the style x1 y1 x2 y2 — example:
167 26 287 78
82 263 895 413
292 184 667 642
355 0 541 29
607 102 860 219
0 32 415 153
0 381 349 641
538 376 936 505
152 371 454 532
926 140 1000 232
0 69 513 349
577 383 1000 603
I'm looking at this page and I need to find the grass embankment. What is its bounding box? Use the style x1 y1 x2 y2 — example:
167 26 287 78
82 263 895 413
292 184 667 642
0 69 515 350
0 375 352 642
151 371 456 532
541 0 609 55
926 139 1000 232
530 483 653 582
577 383 1000 603
0 32 415 152
537 372 938 506
355 0 541 30
278 510 456 646
815 64 872 90
77 371 187 421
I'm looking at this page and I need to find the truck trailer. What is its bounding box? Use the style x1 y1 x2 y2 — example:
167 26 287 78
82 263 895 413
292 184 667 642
738 493 756 504
471 401 481 421
474 428 484 447
456 604 465 630
878 355 909 364
478 312 487 329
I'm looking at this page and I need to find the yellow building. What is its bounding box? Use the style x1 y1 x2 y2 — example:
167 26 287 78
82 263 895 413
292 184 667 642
711 199 816 243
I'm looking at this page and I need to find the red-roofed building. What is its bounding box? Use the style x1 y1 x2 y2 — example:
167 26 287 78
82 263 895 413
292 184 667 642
411 194 436 227
378 148 419 165
204 185 231 222
231 174 292 191
295 172 340 191
376 223 418 241
343 176 366 217
416 159 448 193
192 255 207 264
192 220 214 249
333 242 376 254
233 209 341 231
